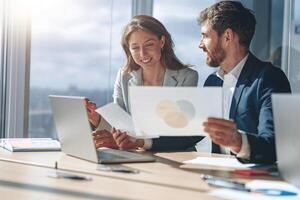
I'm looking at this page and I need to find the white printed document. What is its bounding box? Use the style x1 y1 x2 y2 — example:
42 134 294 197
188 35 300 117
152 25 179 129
183 156 255 168
96 103 137 137
96 87 222 138
129 86 222 137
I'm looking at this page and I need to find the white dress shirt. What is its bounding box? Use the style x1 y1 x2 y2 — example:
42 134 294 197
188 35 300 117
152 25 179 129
216 54 250 159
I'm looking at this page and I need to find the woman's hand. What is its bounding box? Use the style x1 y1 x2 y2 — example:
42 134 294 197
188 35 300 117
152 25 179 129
84 98 100 128
92 130 118 149
112 128 144 150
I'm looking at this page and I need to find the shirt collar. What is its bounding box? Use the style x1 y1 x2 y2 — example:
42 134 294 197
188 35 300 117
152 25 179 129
216 54 249 81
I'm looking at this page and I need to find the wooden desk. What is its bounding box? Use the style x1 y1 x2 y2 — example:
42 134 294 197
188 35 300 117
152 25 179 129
0 158 227 200
0 149 281 199
0 149 212 191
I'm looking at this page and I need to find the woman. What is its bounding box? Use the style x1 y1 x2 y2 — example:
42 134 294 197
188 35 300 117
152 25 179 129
86 15 202 151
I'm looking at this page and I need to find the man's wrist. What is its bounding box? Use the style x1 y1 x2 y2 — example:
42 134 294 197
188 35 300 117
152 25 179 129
230 132 242 152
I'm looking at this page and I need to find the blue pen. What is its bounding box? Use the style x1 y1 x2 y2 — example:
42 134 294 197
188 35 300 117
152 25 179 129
255 189 298 196
201 175 298 196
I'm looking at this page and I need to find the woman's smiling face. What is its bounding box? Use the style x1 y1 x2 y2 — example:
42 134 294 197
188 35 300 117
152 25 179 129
128 29 165 69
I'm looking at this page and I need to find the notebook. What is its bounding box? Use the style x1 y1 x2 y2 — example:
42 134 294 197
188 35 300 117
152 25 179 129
272 94 300 188
0 138 61 152
49 95 155 164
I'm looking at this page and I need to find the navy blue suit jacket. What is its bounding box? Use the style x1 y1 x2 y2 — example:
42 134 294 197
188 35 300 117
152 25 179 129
205 53 291 164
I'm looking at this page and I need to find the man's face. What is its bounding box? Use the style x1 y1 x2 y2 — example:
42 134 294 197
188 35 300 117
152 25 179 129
198 22 226 67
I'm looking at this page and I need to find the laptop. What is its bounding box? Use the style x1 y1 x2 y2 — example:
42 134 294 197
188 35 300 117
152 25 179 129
49 95 155 164
272 94 300 188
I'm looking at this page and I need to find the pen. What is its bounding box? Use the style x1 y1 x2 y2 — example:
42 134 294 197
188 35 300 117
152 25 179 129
234 169 269 176
110 168 139 174
201 174 298 196
55 171 92 181
48 170 92 181
201 174 249 192
48 161 92 181
98 165 139 174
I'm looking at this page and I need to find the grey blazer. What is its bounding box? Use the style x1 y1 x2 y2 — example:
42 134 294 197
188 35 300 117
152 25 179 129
113 67 199 114
112 67 203 151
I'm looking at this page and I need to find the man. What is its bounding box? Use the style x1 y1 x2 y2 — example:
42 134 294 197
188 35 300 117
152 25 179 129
199 1 291 163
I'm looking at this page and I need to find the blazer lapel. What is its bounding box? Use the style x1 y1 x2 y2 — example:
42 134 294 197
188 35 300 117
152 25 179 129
163 69 179 86
128 68 142 86
229 55 253 119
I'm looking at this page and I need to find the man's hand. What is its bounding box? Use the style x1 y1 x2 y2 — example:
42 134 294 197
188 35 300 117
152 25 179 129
203 117 242 153
92 130 118 149
85 98 100 128
112 128 144 150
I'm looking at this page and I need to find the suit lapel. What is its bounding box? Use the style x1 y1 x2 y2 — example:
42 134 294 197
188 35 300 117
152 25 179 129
229 54 253 119
162 69 179 86
128 68 142 86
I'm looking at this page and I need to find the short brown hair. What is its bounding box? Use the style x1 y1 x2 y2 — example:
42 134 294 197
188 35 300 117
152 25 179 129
121 15 187 74
198 1 256 49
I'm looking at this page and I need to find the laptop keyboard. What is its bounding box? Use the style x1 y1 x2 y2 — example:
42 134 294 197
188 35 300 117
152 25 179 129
97 149 155 162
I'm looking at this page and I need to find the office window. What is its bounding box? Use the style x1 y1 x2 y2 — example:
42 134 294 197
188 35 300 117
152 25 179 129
29 0 131 138
153 0 216 86
294 0 300 20
282 0 300 93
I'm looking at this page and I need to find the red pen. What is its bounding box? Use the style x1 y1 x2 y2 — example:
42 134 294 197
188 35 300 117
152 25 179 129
234 169 269 176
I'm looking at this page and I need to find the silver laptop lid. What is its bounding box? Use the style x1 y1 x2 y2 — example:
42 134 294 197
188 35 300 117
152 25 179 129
49 95 98 163
272 94 300 188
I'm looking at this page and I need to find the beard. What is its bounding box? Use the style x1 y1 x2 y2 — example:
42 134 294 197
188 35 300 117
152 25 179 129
204 41 226 67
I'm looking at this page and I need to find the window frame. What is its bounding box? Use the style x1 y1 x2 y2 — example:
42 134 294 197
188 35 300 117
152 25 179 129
1 0 31 138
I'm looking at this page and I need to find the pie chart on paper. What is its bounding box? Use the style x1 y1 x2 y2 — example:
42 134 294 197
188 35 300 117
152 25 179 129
155 99 196 128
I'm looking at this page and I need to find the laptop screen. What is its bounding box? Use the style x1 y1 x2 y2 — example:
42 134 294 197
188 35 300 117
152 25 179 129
49 95 99 162
272 94 300 188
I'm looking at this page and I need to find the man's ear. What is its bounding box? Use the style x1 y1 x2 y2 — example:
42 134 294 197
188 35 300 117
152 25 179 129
223 28 234 42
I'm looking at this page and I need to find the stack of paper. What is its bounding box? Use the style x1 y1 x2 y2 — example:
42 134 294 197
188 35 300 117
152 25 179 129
0 138 61 152
183 156 255 168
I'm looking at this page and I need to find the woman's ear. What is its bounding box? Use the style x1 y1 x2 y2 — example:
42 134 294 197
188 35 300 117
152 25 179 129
160 35 166 49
